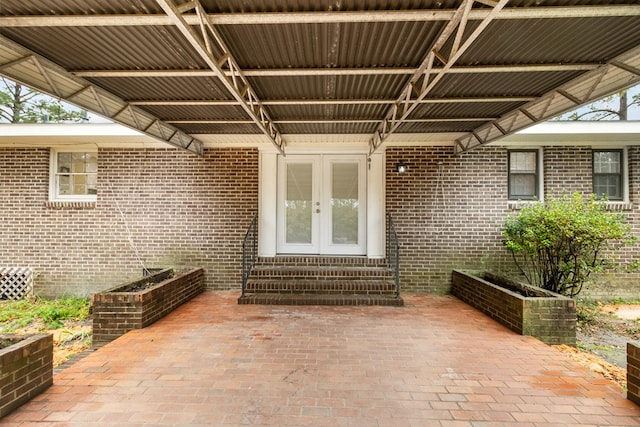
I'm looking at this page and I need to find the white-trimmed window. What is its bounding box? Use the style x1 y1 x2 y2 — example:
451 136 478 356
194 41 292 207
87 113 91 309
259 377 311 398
593 149 625 201
508 149 541 201
50 149 98 201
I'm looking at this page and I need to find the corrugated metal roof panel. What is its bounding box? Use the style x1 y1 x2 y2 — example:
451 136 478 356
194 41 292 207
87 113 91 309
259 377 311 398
269 104 388 120
89 77 232 102
0 0 163 14
220 21 444 69
396 121 487 133
1 26 212 70
249 75 408 99
141 105 249 121
279 122 378 134
458 17 640 65
4 0 636 15
429 71 585 98
409 101 528 119
180 123 261 134
0 0 638 145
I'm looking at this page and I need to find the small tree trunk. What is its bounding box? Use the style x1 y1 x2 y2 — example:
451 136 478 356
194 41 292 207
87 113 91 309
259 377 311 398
619 91 628 121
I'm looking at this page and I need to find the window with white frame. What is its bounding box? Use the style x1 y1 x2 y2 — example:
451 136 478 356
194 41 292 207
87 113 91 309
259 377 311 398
50 149 98 201
508 149 539 200
593 149 624 201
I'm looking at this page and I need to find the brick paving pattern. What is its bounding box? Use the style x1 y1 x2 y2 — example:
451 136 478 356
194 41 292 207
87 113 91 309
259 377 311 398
3 291 640 426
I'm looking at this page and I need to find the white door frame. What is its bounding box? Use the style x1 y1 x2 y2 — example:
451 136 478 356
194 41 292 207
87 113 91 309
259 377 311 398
259 146 386 258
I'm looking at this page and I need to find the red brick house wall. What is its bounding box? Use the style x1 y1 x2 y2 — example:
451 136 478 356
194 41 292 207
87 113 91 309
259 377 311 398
1 144 639 298
0 147 257 297
386 145 640 297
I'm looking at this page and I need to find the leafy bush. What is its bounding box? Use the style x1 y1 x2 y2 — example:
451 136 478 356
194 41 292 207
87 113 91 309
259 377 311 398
503 192 635 297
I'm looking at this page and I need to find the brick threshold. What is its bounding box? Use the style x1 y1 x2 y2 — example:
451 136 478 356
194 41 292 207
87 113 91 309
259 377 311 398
238 293 404 306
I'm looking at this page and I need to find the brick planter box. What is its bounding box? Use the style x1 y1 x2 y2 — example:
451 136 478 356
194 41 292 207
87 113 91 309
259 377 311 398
1 333 53 418
451 270 576 346
628 343 640 405
92 268 205 345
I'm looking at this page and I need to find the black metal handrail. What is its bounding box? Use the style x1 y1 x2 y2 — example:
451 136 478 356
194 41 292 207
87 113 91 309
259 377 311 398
387 214 400 298
241 213 258 297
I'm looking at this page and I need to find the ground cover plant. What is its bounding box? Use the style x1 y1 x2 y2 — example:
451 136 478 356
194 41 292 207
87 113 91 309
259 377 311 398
0 297 91 365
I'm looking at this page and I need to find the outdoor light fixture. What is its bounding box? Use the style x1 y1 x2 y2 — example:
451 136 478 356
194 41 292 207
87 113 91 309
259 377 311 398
396 162 407 174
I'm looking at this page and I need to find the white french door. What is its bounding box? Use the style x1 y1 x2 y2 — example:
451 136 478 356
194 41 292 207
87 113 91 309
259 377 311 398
277 155 366 255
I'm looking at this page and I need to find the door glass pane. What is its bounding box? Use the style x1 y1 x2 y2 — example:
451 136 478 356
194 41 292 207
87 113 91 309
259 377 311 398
286 163 313 244
331 163 358 245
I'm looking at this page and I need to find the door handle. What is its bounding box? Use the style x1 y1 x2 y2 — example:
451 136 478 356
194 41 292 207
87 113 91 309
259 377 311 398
316 209 320 213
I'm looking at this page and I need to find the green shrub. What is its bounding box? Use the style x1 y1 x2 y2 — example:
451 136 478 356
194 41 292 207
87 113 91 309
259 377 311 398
503 192 635 297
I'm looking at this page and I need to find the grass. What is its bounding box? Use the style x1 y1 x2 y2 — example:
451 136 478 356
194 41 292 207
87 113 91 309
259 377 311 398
0 297 90 332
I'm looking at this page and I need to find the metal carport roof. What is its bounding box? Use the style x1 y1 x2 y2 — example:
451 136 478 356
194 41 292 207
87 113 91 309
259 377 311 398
0 0 638 156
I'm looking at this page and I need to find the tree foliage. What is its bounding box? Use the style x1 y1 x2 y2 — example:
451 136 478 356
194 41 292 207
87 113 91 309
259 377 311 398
0 78 86 123
503 193 635 297
555 88 640 121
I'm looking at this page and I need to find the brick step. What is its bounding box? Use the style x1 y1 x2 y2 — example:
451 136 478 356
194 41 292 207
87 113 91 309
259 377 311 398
245 279 396 294
251 266 391 280
238 293 404 306
256 256 388 268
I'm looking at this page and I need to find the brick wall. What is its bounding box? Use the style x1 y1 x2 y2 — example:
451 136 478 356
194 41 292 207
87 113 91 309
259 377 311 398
386 146 512 293
2 144 640 298
0 333 53 418
0 148 257 297
386 145 640 296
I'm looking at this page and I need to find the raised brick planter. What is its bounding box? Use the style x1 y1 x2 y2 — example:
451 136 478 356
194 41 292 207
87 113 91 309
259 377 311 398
451 270 576 346
628 343 640 405
0 333 53 418
92 268 205 345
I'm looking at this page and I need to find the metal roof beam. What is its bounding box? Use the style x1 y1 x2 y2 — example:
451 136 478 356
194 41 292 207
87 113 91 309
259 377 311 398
454 45 640 154
154 0 285 154
73 63 600 78
0 6 637 27
129 96 535 106
0 35 203 155
368 0 509 155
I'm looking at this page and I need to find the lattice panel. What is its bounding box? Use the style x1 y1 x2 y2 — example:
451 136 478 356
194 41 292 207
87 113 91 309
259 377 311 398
0 267 34 300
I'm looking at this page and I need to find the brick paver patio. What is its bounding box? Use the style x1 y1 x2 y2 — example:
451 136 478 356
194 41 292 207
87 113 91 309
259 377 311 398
3 291 640 426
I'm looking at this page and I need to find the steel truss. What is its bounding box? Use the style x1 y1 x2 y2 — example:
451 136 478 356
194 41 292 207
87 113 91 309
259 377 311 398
155 0 285 155
0 36 203 155
454 45 640 154
368 0 509 155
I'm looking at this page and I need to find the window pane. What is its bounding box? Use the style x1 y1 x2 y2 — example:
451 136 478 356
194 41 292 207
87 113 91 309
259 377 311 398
73 175 87 195
510 174 536 198
58 175 70 195
594 151 620 174
285 163 313 244
331 163 358 245
594 175 621 199
87 174 98 195
58 153 72 173
72 152 87 173
86 153 98 173
510 152 536 172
